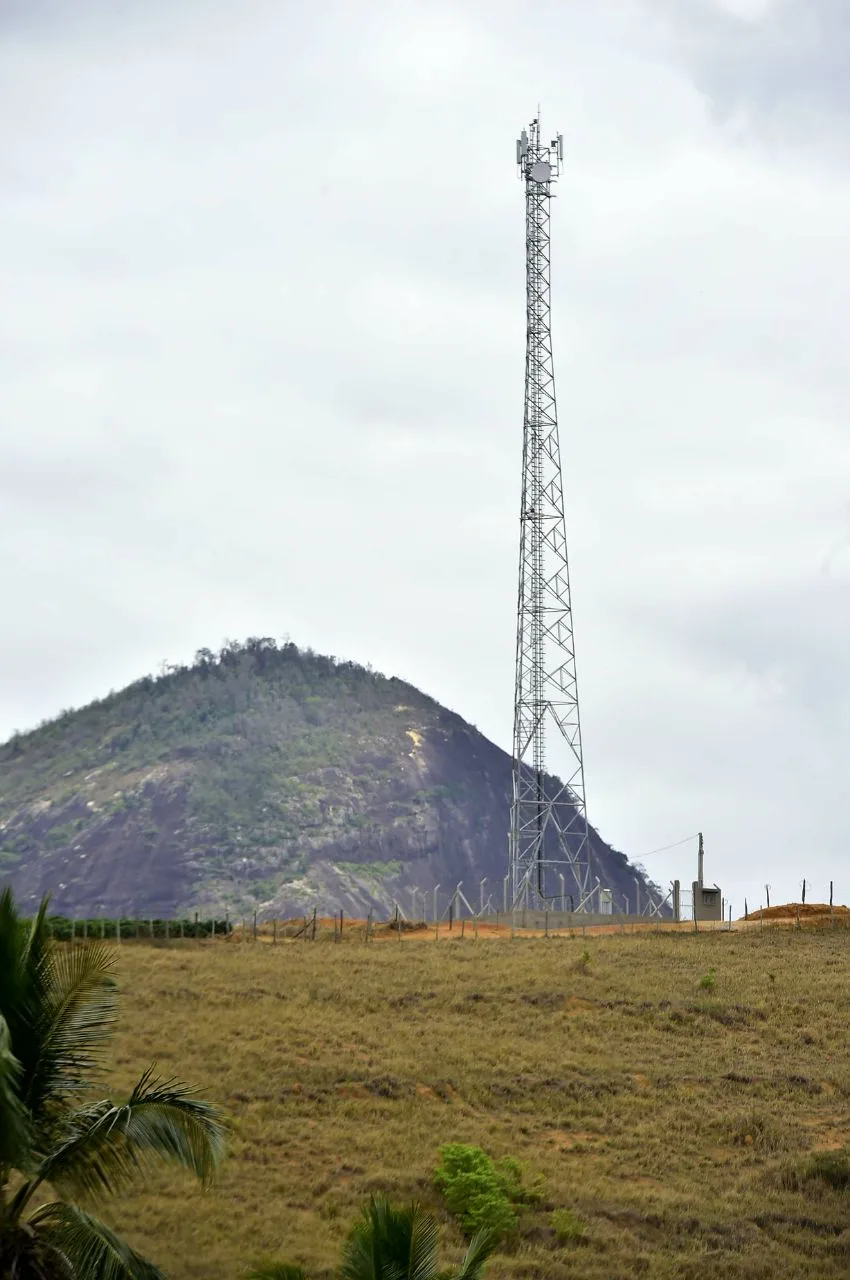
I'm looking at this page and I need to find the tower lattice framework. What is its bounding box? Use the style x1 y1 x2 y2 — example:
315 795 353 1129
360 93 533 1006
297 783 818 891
510 116 592 911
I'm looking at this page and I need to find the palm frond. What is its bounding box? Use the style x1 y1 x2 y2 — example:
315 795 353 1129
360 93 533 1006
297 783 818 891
29 1200 164 1280
31 1069 227 1204
341 1197 439 1280
27 939 118 1112
245 1262 310 1280
453 1229 497 1280
407 1206 440 1280
0 1012 32 1170
0 890 117 1134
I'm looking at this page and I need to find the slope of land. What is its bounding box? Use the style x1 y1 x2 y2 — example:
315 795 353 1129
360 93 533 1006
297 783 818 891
100 928 850 1280
0 639 652 918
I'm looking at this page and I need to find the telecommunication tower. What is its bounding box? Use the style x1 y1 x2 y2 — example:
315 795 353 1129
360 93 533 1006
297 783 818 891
509 117 592 911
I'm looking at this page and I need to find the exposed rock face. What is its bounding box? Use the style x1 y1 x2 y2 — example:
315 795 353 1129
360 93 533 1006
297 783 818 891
0 640 660 919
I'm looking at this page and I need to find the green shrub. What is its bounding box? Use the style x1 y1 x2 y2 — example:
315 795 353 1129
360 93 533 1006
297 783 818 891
435 1144 529 1238
551 1208 586 1245
699 968 717 992
802 1150 850 1190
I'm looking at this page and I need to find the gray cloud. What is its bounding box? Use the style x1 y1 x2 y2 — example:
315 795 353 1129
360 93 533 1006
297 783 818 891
1 0 848 913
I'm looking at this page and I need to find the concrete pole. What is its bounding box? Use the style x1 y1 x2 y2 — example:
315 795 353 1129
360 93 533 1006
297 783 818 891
634 876 641 917
433 883 440 925
558 872 565 914
503 874 510 913
697 831 704 888
479 878 487 915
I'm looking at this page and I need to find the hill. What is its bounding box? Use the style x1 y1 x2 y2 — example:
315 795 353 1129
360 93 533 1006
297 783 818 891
0 638 656 918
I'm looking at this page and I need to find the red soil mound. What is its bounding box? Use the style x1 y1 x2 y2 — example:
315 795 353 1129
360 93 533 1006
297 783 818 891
744 902 850 922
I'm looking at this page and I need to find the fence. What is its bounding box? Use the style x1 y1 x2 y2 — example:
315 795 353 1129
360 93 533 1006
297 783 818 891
43 898 850 946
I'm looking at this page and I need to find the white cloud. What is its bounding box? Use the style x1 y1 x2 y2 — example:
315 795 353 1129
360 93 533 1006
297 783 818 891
1 0 848 913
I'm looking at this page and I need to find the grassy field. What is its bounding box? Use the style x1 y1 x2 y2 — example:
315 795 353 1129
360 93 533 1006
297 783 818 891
100 927 850 1279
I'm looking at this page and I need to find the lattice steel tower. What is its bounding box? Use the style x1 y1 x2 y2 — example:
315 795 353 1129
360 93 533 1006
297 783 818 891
510 117 592 911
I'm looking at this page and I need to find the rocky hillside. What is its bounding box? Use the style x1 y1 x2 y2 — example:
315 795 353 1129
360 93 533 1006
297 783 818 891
0 639 661 919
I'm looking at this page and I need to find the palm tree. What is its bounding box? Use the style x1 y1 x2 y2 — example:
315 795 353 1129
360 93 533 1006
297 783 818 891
0 889 227 1280
340 1197 495 1280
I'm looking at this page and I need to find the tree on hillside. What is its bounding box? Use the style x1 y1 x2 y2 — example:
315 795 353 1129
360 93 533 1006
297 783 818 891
0 888 227 1280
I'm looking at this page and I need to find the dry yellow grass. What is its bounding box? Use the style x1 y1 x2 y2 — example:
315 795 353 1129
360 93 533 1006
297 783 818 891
98 928 850 1279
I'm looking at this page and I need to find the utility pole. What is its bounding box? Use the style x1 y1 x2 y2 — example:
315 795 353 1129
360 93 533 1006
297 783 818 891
510 115 591 912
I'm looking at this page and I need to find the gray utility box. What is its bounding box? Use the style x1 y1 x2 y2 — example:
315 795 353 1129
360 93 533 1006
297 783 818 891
692 882 723 922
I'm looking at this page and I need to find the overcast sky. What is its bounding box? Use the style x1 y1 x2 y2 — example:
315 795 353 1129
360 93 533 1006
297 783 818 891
2 0 849 913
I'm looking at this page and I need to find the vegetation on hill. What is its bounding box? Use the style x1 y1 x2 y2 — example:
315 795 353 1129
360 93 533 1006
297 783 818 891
0 640 651 920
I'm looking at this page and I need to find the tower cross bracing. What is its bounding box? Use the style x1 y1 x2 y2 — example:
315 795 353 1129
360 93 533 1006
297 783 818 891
509 116 592 911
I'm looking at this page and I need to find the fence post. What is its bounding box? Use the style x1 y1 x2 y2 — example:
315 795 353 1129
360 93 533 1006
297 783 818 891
545 910 549 939
273 918 278 945
340 908 344 939
253 911 258 942
194 911 199 944
311 908 317 941
802 879 806 905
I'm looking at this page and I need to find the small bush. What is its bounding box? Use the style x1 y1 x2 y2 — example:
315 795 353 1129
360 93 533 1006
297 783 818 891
551 1208 586 1245
699 969 717 992
435 1144 533 1238
802 1150 850 1190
